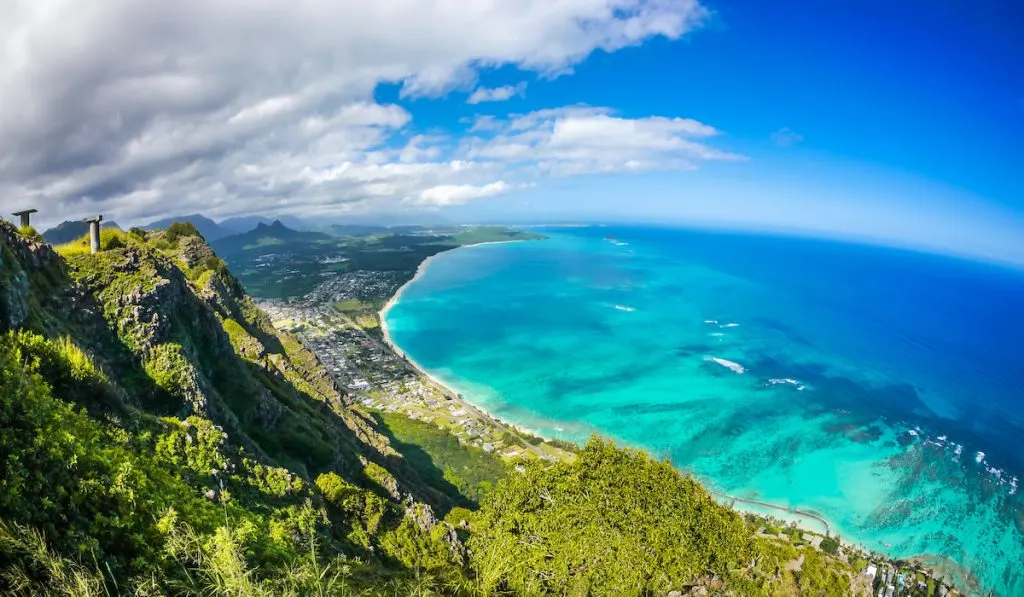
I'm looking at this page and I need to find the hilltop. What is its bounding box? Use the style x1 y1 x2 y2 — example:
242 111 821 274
0 221 936 595
144 214 234 241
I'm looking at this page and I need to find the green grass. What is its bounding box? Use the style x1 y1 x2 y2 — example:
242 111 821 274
334 299 365 312
54 228 131 257
17 226 42 242
372 411 510 507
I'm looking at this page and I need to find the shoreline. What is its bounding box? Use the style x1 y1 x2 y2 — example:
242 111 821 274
374 239 959 586
377 239 562 456
379 239 523 368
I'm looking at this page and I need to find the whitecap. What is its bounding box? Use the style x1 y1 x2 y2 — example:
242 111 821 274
613 304 636 312
767 378 805 390
708 332 725 337
720 323 740 328
975 451 985 464
705 356 745 374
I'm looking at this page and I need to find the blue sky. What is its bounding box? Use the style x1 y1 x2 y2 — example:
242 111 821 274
389 1 1024 264
4 0 1022 265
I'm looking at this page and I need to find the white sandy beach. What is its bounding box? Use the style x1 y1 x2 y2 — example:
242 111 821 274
378 239 523 368
376 240 562 450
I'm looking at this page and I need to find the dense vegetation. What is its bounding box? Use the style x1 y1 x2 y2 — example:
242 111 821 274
372 412 510 505
0 221 868 595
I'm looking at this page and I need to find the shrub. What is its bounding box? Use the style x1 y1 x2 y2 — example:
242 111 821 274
144 343 199 404
469 437 755 594
17 226 42 242
316 472 363 512
820 535 841 555
165 221 202 243
98 228 126 250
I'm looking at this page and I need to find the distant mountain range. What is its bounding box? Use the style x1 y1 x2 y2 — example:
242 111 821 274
143 213 310 241
41 219 122 245
219 215 309 234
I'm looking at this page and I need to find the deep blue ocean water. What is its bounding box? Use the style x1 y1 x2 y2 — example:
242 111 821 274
385 226 1024 595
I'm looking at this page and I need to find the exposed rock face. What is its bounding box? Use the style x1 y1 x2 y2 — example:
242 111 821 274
176 235 216 269
1 268 29 329
0 223 60 330
406 502 465 564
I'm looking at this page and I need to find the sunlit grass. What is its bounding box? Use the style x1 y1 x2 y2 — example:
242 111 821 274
54 228 130 257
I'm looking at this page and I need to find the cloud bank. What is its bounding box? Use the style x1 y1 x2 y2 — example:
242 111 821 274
0 0 733 224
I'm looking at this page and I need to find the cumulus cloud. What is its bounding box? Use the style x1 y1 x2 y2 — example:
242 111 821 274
461 107 744 175
771 127 804 148
413 181 511 206
0 0 714 224
467 83 528 104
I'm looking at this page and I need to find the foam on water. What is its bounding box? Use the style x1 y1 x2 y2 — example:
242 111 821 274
385 226 1024 595
706 356 746 374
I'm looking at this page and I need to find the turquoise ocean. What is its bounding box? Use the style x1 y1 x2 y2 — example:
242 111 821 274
384 226 1024 595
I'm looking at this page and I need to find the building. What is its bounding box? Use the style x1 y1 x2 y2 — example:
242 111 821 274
864 563 877 580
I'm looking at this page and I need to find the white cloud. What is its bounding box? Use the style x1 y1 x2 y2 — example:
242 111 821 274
771 127 804 148
467 82 527 104
462 106 744 175
0 0 713 225
413 181 511 206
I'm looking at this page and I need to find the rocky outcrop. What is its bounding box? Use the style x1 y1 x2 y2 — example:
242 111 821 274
0 222 61 331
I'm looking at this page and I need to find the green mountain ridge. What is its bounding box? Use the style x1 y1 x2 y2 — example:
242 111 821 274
0 221 934 596
211 220 334 256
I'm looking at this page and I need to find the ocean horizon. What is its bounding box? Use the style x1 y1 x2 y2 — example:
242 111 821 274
384 225 1024 596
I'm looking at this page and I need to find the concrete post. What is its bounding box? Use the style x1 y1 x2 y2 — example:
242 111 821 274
84 215 103 253
12 209 38 228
